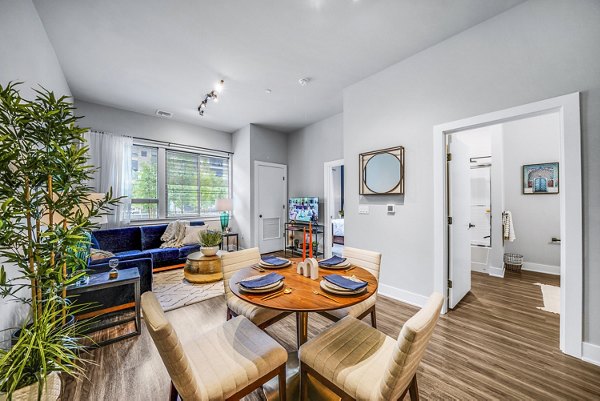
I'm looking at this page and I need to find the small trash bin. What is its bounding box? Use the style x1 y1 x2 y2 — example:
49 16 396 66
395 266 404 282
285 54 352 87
504 253 523 272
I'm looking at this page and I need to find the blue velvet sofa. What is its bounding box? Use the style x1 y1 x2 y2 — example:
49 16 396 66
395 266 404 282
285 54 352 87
89 221 205 269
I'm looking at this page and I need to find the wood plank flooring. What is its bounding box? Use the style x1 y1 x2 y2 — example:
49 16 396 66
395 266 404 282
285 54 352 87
63 270 600 400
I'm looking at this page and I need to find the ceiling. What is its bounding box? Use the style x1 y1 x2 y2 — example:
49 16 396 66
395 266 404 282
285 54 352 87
34 0 524 133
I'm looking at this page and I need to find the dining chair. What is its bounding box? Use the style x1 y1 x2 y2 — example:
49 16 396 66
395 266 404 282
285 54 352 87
221 247 291 329
141 292 288 401
300 292 444 401
318 246 382 328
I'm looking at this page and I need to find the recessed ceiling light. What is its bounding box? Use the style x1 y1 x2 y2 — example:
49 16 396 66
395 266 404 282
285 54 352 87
265 89 272 94
298 77 311 86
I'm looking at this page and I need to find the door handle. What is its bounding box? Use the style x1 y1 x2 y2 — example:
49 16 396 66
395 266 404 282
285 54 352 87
259 215 262 218
468 223 475 229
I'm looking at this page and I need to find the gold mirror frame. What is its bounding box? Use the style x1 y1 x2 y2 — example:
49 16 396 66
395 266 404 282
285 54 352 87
359 146 405 195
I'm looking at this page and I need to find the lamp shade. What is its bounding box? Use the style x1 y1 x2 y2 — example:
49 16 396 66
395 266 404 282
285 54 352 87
216 198 233 212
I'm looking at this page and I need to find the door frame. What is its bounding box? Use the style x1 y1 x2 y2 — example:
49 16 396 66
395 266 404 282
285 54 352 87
432 92 582 358
323 159 344 258
253 160 287 250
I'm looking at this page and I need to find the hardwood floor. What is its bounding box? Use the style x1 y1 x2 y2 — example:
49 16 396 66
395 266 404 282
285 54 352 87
63 269 600 400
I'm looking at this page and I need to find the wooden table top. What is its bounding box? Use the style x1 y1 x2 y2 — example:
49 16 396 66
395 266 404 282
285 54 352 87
229 259 378 312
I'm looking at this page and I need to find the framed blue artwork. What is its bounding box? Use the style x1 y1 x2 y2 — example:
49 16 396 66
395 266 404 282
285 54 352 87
522 162 559 194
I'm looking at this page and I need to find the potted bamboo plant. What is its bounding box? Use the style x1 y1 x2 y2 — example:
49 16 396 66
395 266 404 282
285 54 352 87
0 82 118 400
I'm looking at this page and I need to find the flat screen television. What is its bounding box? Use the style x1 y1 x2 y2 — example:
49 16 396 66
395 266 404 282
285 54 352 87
288 197 319 223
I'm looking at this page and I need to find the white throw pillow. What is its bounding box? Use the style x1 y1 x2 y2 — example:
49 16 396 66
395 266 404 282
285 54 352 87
182 225 207 246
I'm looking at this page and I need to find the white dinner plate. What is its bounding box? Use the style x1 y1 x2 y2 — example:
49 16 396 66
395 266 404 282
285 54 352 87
238 274 284 292
239 280 284 294
320 278 367 295
259 260 292 269
318 260 351 269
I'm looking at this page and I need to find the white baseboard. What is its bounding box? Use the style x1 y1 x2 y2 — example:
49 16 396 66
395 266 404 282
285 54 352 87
378 284 429 308
488 265 505 278
521 262 560 276
582 342 600 367
471 263 488 273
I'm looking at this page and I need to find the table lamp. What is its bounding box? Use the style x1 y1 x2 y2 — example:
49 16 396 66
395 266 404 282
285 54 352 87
216 198 233 232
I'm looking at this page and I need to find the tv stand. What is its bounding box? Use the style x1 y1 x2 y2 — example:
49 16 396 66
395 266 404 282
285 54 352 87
284 222 324 258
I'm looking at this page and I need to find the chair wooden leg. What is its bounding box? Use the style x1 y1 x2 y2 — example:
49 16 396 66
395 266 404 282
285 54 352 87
278 364 287 401
300 364 308 401
408 374 419 401
169 381 179 401
370 307 377 329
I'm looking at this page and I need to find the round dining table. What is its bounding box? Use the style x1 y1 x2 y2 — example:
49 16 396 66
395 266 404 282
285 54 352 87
229 257 379 400
229 258 378 347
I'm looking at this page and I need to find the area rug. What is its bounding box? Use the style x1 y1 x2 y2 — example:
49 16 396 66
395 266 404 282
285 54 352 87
152 270 225 312
534 282 560 314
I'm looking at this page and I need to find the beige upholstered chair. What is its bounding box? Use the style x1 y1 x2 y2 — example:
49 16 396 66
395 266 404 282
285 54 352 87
300 292 444 401
141 292 288 401
319 247 382 328
221 248 291 328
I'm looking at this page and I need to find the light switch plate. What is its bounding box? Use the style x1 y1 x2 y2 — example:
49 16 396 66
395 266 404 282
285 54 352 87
358 205 369 215
387 204 395 214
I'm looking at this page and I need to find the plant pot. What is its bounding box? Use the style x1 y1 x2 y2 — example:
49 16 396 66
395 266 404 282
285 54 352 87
0 372 61 401
11 315 75 348
200 246 219 256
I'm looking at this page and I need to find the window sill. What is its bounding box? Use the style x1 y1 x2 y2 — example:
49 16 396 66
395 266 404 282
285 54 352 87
129 217 221 226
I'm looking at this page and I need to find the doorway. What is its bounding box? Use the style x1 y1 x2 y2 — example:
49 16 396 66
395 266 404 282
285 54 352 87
433 93 582 358
323 159 344 258
254 161 287 253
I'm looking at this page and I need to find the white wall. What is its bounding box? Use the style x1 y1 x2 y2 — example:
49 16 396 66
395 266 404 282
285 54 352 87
231 124 288 249
249 124 288 248
74 100 232 152
0 0 70 99
0 0 72 348
287 113 343 222
503 113 561 272
343 0 600 345
231 126 251 248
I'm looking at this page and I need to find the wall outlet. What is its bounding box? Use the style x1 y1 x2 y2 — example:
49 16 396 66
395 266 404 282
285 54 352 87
358 205 369 215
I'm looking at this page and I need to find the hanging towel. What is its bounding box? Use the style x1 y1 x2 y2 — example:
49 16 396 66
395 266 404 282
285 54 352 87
502 211 516 242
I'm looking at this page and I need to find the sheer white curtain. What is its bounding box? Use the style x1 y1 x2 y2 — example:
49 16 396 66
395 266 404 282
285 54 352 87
84 130 133 227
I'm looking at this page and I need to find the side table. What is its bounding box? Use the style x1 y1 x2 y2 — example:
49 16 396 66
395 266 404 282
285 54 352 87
67 267 141 347
184 251 223 283
221 232 239 251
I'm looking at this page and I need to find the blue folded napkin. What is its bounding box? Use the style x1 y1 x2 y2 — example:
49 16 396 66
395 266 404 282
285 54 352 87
324 274 367 291
240 272 284 289
319 256 347 267
261 256 288 266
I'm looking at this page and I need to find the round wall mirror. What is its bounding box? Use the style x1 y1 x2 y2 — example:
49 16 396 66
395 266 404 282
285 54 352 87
364 153 401 193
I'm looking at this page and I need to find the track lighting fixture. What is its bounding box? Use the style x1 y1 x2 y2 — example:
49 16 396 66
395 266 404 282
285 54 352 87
198 80 224 116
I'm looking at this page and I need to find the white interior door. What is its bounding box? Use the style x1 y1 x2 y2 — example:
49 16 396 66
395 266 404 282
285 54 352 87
448 136 472 308
256 162 286 253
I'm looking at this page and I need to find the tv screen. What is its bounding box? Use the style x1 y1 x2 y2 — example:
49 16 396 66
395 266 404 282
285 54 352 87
288 197 319 223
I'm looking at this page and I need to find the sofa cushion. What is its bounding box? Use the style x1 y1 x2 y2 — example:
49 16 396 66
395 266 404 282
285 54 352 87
115 250 144 258
141 221 206 251
179 244 201 259
144 248 181 265
91 227 142 254
140 224 167 251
